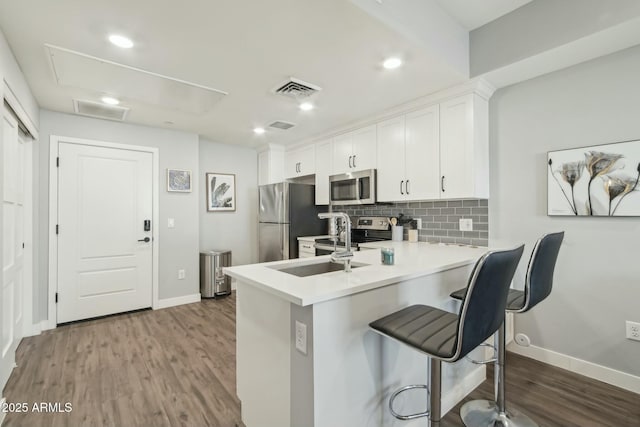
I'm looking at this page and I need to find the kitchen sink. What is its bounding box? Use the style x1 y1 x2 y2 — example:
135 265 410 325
271 261 368 277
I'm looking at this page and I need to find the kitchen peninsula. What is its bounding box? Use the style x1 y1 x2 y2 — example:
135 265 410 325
225 241 493 427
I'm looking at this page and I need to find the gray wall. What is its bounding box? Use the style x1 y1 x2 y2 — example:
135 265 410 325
470 0 640 76
199 138 258 265
489 45 640 376
38 110 200 321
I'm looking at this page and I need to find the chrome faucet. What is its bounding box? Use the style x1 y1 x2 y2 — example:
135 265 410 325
318 212 354 272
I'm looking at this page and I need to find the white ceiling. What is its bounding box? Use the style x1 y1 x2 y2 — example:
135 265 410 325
0 0 529 147
436 0 533 30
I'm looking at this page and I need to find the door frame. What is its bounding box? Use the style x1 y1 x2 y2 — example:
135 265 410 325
47 135 160 329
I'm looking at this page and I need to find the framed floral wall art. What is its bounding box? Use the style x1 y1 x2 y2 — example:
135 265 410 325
548 140 640 216
206 172 236 212
167 169 192 192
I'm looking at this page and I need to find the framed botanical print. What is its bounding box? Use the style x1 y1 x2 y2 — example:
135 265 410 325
206 172 236 212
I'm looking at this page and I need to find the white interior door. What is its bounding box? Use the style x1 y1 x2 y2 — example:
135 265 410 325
57 142 153 323
1 105 25 388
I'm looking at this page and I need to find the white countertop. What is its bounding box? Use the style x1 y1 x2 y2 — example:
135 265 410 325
297 235 330 241
225 241 491 306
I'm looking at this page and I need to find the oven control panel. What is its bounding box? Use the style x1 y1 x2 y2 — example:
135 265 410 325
356 216 390 231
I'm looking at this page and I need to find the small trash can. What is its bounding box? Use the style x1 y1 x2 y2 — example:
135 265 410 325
200 250 232 298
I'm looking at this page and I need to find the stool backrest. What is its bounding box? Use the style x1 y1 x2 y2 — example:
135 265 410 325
521 231 564 313
453 245 524 361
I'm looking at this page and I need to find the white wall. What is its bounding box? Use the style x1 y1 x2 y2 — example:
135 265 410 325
0 28 39 131
199 138 258 266
470 0 640 76
489 45 640 377
38 110 200 321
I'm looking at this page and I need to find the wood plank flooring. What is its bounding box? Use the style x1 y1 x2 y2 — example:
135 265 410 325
3 294 639 426
2 296 240 427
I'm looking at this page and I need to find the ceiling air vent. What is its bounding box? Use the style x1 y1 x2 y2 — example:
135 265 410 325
272 77 321 99
268 121 296 130
73 99 130 121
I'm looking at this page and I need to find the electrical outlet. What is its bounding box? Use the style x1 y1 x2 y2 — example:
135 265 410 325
178 269 185 280
415 218 422 229
295 321 307 355
626 321 640 341
168 218 175 228
459 218 473 231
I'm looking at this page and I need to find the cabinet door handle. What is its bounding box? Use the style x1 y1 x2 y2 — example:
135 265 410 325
348 155 353 168
353 155 356 168
406 180 410 195
441 176 445 192
400 180 404 195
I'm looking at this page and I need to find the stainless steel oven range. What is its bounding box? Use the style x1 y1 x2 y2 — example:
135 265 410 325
315 216 391 256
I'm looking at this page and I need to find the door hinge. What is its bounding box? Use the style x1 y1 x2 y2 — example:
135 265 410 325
56 224 59 235
56 157 60 167
55 293 58 303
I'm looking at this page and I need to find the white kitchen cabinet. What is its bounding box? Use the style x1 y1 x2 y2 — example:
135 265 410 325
376 116 406 202
332 125 376 174
376 105 440 202
298 237 316 258
314 139 332 205
439 94 489 199
285 145 315 179
405 105 440 200
258 144 285 185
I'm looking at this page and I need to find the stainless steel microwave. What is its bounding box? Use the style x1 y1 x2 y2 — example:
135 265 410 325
329 169 376 205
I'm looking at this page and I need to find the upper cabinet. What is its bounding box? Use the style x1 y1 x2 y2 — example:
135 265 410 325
258 145 285 186
377 106 440 202
332 125 376 174
439 94 489 199
377 93 489 202
284 145 315 179
314 139 332 205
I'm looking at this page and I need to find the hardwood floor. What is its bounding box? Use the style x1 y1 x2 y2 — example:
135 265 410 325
3 294 639 426
2 296 241 427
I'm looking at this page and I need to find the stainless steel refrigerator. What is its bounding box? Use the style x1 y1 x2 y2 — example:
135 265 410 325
259 182 326 262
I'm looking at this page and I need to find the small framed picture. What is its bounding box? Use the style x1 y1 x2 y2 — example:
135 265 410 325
206 172 236 212
167 169 192 192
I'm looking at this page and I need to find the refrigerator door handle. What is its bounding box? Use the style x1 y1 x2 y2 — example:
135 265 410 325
282 225 290 260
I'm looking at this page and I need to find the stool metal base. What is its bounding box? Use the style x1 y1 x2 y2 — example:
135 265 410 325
460 400 538 427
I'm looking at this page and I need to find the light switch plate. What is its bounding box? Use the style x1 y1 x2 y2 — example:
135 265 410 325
459 218 473 231
178 269 185 280
168 218 175 228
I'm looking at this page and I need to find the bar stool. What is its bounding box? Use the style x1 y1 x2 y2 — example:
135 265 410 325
451 232 564 427
369 245 524 427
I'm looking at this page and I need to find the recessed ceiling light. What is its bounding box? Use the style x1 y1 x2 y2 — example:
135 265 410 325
253 127 265 135
101 96 120 105
108 34 134 49
299 102 314 111
383 57 403 70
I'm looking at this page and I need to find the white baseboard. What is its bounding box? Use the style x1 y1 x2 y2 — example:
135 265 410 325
23 321 42 338
0 397 6 425
442 366 486 416
156 293 201 309
508 343 640 394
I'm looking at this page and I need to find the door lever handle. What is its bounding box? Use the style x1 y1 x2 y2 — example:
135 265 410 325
138 237 151 243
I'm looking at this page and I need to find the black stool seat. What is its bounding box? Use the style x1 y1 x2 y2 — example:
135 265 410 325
450 288 526 311
370 305 458 359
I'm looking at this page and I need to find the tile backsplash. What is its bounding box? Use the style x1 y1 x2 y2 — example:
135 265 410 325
335 199 489 247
